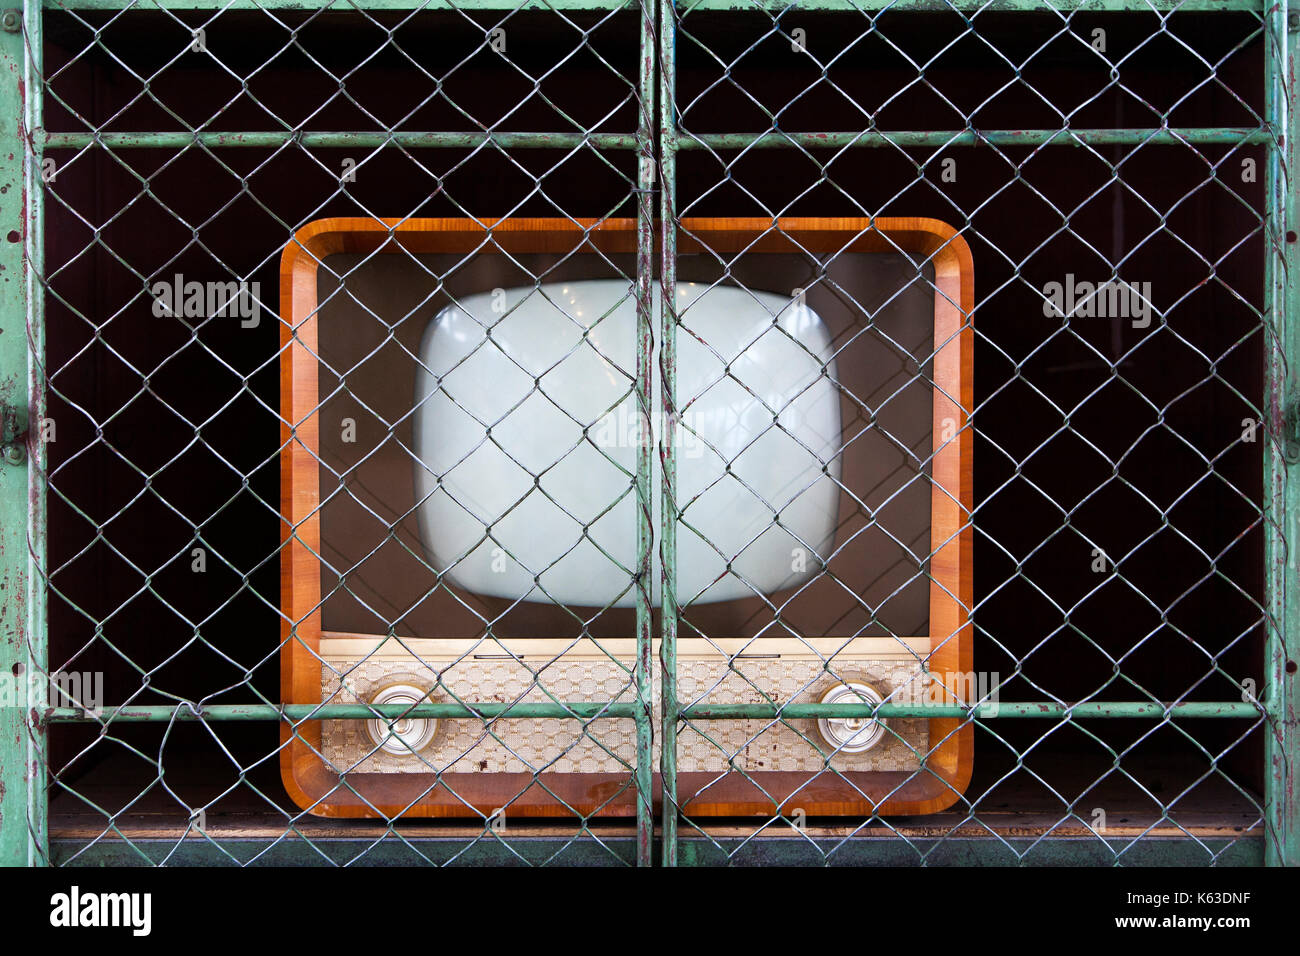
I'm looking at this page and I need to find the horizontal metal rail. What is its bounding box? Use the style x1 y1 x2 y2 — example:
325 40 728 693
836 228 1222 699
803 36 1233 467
47 835 1266 867
40 700 1263 721
43 128 1269 151
45 0 637 10
676 128 1272 149
680 0 1261 10
681 701 1265 719
43 131 641 149
42 702 641 721
40 0 1266 12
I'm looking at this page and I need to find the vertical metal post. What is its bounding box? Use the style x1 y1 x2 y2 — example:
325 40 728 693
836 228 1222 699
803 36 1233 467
634 0 656 869
24 0 46 867
0 0 45 867
1265 0 1299 868
656 0 678 867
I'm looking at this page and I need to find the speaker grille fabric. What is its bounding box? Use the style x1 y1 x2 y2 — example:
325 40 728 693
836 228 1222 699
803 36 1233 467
321 657 927 774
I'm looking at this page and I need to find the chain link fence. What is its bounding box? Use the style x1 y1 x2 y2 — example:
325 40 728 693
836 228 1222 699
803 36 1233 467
0 0 1293 867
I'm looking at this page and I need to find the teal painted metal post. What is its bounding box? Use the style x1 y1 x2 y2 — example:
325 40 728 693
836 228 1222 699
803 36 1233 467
0 10 27 867
656 300 679 856
657 0 679 868
1264 3 1299 869
634 0 656 869
24 0 44 867
0 0 46 867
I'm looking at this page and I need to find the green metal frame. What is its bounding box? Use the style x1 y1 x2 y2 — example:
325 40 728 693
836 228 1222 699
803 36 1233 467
0 0 45 869
1263 0 1299 870
0 0 1293 867
45 834 1267 867
31 0 1270 11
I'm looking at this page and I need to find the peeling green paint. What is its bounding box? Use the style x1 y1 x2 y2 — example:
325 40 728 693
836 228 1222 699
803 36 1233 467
1262 2 1298 870
0 1 43 868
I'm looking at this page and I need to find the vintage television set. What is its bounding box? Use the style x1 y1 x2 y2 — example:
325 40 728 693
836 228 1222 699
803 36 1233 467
279 216 973 818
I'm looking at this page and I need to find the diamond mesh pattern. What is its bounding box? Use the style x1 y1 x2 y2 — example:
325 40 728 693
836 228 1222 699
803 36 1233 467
14 0 1279 866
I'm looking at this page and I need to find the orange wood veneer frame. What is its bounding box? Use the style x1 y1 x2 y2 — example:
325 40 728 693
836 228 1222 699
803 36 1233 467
280 217 973 818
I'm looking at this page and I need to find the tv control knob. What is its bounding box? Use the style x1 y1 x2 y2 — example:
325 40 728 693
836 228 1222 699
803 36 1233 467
366 683 438 756
817 682 886 754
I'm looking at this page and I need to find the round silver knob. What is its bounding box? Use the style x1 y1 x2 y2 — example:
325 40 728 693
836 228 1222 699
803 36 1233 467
366 683 438 756
817 682 886 754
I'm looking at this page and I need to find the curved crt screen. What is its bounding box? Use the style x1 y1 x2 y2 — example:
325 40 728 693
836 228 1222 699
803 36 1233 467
413 280 842 607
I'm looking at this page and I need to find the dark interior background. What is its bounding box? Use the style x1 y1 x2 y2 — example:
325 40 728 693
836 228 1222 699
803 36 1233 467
39 8 1267 827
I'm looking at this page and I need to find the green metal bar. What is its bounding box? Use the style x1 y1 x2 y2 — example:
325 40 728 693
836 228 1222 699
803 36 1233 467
0 11 30 868
48 835 1265 867
1263 1 1298 869
39 0 1265 12
44 702 640 721
679 0 1261 10
633 0 655 869
44 131 641 150
45 0 636 10
43 128 1267 152
657 0 678 869
0 0 46 869
40 700 1262 721
23 0 46 870
676 128 1271 150
665 836 1263 868
682 701 1264 719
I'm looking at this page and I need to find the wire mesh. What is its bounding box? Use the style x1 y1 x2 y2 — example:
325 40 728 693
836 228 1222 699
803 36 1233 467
659 0 1275 865
0 0 1288 867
